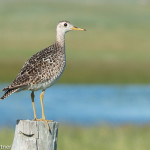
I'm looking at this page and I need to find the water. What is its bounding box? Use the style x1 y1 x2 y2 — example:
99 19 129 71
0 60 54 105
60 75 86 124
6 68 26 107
0 84 150 127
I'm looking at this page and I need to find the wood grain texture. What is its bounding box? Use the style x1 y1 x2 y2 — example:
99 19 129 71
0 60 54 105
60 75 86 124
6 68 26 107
11 120 59 150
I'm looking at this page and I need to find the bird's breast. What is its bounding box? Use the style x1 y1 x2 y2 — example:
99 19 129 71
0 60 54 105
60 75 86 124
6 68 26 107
28 53 66 91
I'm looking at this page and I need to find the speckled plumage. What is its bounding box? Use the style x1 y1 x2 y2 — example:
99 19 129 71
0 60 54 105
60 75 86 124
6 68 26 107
1 42 66 99
0 21 85 100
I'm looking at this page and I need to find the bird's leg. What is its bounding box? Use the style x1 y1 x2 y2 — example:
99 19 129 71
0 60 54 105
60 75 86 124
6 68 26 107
40 90 50 131
31 91 37 120
40 90 46 119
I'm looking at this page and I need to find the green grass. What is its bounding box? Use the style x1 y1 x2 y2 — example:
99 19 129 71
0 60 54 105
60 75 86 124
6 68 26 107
0 0 150 83
1 125 150 150
0 128 14 147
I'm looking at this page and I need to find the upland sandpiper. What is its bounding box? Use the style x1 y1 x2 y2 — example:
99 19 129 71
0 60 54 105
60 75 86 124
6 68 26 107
0 21 86 130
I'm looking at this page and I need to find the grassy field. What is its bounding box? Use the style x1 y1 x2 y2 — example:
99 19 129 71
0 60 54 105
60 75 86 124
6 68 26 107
1 125 150 150
0 0 150 83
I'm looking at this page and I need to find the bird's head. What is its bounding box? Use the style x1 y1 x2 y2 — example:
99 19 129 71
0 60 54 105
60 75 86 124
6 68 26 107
56 21 86 33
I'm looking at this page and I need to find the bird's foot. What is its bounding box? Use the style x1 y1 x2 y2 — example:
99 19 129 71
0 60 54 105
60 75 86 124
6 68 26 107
32 117 54 131
33 118 53 131
33 118 39 121
39 118 50 131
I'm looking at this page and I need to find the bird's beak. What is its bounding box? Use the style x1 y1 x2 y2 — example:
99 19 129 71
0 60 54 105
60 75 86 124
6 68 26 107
71 26 86 31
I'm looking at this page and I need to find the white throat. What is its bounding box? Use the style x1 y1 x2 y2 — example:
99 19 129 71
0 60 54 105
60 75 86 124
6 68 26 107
56 28 65 47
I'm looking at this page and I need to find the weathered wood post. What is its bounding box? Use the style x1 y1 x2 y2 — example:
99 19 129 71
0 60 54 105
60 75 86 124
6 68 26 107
11 120 59 150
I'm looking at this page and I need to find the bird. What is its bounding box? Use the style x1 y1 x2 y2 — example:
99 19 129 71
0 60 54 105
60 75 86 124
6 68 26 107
0 20 86 130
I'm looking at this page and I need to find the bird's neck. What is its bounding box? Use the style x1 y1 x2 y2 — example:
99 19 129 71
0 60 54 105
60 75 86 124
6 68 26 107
56 29 65 48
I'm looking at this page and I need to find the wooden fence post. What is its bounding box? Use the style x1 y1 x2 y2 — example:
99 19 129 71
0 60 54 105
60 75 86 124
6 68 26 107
11 120 59 150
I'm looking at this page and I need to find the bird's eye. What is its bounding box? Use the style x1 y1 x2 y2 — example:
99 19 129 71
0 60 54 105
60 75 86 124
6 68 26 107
64 23 67 27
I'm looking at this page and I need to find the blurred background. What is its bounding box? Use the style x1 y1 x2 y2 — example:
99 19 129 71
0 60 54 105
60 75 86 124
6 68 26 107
0 0 150 149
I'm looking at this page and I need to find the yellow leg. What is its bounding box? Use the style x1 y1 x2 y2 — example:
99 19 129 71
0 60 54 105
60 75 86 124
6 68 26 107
40 90 46 119
40 90 50 131
31 91 37 120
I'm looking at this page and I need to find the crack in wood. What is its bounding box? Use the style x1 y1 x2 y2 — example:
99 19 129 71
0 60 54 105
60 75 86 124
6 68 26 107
19 131 34 137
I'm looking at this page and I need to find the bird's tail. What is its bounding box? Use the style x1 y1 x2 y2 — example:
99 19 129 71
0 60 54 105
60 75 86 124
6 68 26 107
0 88 18 100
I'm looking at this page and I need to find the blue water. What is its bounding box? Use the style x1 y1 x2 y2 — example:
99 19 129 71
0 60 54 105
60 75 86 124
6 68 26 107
1 84 150 127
